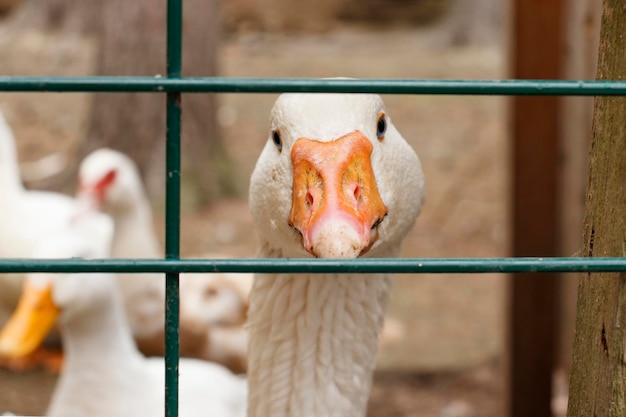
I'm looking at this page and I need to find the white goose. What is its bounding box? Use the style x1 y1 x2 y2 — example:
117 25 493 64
76 148 165 345
0 110 78 315
247 92 425 417
0 221 247 417
77 148 251 369
0 110 94 371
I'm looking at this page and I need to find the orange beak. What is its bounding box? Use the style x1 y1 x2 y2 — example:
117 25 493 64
0 281 59 358
288 131 388 258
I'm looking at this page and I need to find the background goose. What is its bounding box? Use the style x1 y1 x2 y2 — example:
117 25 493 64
0 110 96 371
0 221 247 417
177 271 251 372
247 92 425 417
76 148 165 346
77 148 251 370
0 110 77 316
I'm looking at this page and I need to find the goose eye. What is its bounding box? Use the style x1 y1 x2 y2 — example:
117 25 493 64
376 113 387 141
271 129 282 152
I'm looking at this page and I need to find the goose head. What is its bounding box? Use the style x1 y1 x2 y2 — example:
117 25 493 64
0 214 113 358
181 273 250 328
249 92 425 259
77 148 147 215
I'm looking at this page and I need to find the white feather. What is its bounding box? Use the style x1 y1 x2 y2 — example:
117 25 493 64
0 110 104 326
247 92 425 417
77 149 251 368
22 230 247 417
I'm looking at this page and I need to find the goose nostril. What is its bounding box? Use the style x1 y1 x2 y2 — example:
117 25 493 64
306 191 314 208
353 184 361 202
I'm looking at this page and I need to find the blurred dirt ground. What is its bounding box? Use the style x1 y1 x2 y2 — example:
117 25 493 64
0 14 511 417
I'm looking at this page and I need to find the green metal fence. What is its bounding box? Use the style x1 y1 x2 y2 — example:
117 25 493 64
1 0 626 416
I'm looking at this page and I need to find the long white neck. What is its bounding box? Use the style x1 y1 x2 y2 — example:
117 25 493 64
0 115 24 197
247 266 392 417
110 197 160 259
48 283 158 417
107 194 165 339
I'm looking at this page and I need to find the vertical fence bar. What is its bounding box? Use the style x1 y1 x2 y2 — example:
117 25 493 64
165 0 182 416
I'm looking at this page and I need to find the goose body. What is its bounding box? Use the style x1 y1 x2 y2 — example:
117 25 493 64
77 148 165 342
0 111 81 325
247 92 425 417
0 224 247 417
77 148 251 369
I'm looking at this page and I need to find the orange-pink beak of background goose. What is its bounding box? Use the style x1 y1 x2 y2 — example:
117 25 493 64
288 131 388 258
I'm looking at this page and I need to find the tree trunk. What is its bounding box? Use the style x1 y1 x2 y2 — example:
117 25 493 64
80 0 229 207
557 0 601 376
566 0 626 415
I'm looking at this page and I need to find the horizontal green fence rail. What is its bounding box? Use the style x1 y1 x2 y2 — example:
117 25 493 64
0 257 624 274
2 76 626 95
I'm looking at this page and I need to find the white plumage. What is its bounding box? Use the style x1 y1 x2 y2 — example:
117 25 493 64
247 92 425 417
77 148 251 370
0 221 247 417
0 110 82 329
0 111 249 372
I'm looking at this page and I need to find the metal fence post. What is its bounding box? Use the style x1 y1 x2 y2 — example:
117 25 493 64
165 0 182 416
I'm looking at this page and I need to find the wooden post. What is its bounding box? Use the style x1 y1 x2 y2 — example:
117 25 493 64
566 1 626 415
509 0 563 416
558 0 601 377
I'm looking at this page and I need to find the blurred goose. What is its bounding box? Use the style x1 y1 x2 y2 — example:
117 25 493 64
76 148 165 345
177 271 251 372
0 111 77 313
77 148 251 370
247 92 425 417
0 221 247 417
0 110 93 370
